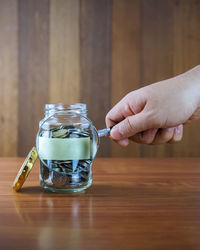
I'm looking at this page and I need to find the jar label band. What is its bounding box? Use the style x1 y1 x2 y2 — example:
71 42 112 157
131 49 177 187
38 137 91 160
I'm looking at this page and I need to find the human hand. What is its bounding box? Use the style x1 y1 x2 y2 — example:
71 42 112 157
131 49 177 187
106 66 200 146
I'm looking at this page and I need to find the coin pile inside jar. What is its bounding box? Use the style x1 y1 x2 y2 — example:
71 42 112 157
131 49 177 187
39 125 92 189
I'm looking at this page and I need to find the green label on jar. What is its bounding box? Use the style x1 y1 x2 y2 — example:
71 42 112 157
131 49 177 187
38 137 91 160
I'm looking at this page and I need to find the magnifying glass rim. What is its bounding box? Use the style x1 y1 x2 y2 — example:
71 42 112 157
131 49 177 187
36 110 100 172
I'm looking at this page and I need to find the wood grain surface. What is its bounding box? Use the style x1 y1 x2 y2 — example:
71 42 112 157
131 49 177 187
49 0 80 104
0 0 200 157
1 157 200 250
172 0 200 157
18 0 49 156
0 0 18 156
111 0 141 157
141 0 174 157
80 0 112 157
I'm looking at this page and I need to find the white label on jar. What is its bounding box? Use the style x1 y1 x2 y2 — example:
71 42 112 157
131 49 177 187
38 137 91 160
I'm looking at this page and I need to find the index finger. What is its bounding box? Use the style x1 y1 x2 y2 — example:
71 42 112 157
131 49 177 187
105 90 146 128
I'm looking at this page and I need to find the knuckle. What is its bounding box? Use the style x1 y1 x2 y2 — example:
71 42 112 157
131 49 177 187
105 113 113 127
105 115 109 125
123 103 132 116
125 91 133 99
105 113 110 122
142 86 154 99
121 92 132 104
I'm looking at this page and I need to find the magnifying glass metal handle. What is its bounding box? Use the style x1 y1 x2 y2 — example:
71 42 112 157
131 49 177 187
97 126 113 137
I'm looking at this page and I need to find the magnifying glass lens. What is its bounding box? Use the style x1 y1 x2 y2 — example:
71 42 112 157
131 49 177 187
36 111 99 193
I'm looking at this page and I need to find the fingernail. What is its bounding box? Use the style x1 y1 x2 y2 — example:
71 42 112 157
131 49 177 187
176 125 182 134
119 138 129 147
110 127 124 140
166 127 174 134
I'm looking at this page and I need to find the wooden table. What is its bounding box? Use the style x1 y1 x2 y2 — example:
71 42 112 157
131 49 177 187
1 158 200 250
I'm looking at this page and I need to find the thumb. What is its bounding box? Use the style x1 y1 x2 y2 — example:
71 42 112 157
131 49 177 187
110 113 150 140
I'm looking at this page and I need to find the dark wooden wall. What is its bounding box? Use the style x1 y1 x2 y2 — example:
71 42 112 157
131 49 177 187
0 0 200 157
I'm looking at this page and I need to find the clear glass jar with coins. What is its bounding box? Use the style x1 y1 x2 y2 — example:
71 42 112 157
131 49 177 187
36 103 99 193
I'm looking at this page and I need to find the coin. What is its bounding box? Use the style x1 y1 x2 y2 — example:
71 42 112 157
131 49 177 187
13 147 38 192
51 170 69 187
40 125 92 188
52 129 68 138
40 163 49 180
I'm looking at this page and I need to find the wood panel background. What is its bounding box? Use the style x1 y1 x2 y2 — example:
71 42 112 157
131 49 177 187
0 0 200 157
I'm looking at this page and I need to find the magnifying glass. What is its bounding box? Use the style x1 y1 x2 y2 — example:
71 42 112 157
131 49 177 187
35 110 112 193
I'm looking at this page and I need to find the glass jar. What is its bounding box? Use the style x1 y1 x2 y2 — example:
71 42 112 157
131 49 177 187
39 103 87 126
36 103 99 193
